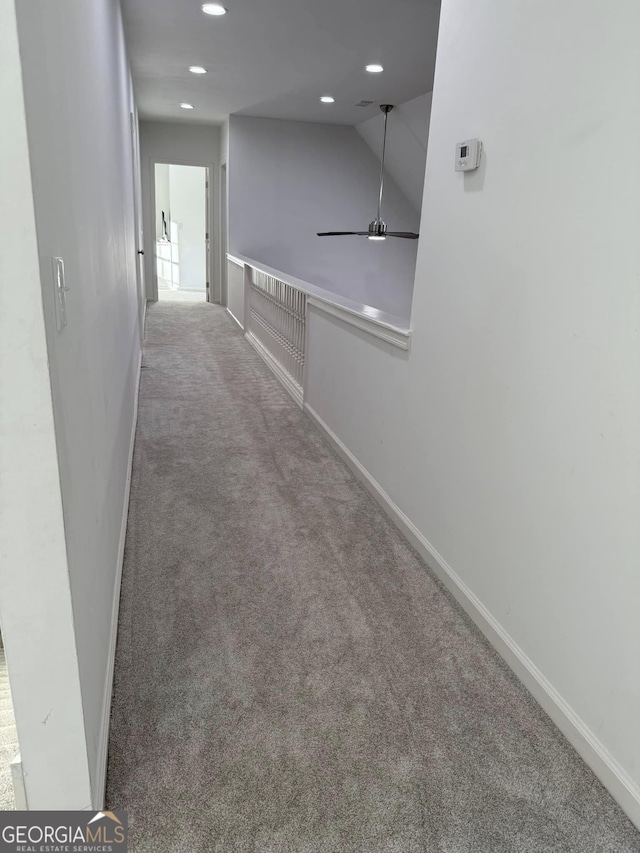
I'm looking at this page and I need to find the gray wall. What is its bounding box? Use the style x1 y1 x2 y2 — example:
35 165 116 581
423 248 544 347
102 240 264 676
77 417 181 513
11 0 142 805
228 115 420 319
140 121 221 301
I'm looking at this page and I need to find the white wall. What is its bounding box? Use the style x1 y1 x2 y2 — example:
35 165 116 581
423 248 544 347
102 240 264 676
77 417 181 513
0 0 93 810
8 0 142 807
305 0 640 827
168 165 207 290
356 92 432 213
221 118 229 165
155 162 170 239
140 121 220 300
226 259 245 329
228 115 419 319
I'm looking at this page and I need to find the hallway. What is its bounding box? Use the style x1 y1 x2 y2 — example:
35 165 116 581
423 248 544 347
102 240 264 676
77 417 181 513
106 303 640 852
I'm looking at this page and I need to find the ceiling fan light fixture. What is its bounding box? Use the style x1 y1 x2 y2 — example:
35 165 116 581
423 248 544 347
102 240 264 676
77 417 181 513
202 3 227 15
368 218 387 239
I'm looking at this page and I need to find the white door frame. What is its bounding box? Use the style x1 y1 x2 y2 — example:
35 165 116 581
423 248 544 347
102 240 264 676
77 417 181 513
129 112 145 338
148 157 219 303
220 161 228 307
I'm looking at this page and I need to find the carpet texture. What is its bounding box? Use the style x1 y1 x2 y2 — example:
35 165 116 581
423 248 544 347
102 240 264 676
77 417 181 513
0 651 18 810
107 302 640 852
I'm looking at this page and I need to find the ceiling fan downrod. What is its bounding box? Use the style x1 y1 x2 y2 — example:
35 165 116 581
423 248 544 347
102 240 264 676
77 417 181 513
316 102 419 240
369 104 394 239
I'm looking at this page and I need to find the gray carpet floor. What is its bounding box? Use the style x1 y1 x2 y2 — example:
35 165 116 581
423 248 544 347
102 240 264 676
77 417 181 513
106 302 640 852
0 651 17 810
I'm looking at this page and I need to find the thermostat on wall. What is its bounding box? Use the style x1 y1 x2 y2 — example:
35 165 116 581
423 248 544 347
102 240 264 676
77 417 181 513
455 138 482 171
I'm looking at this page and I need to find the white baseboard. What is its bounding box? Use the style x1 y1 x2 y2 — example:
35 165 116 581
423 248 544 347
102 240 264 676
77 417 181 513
93 345 143 809
225 306 244 331
304 402 640 831
245 331 303 409
10 754 27 810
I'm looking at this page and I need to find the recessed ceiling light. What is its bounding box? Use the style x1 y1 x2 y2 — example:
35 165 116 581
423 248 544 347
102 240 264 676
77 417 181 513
189 66 207 74
180 103 195 109
365 64 384 73
202 3 227 15
320 96 335 104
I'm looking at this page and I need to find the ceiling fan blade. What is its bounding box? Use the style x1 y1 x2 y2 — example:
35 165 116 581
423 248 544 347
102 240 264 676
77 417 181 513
386 231 420 239
317 231 370 236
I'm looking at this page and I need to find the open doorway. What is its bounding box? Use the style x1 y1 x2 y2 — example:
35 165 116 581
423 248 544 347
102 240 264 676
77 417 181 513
154 164 209 303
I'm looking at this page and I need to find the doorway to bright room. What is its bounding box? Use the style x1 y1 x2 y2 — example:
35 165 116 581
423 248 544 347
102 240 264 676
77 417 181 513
154 164 209 303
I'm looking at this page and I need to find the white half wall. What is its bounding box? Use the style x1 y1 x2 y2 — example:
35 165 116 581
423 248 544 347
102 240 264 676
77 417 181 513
304 0 640 829
226 258 245 329
140 121 221 301
356 92 432 214
228 115 419 319
11 0 143 806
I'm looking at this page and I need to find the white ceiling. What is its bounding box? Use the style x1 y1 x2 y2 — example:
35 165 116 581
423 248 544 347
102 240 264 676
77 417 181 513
121 0 441 126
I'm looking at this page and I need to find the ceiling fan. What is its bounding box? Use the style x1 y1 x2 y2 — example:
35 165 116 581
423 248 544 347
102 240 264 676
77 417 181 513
317 104 419 241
